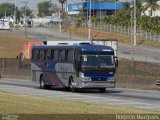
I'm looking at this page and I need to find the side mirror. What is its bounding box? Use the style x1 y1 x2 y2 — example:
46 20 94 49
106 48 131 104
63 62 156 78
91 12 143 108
114 57 118 67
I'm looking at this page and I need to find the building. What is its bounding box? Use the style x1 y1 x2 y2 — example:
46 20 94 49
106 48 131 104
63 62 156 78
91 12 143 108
120 0 160 17
68 1 124 20
142 1 160 17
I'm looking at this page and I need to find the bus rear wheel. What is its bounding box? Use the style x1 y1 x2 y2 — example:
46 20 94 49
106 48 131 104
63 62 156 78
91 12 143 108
40 75 46 89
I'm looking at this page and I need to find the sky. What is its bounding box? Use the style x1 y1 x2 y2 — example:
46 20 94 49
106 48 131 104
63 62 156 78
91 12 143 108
0 0 81 10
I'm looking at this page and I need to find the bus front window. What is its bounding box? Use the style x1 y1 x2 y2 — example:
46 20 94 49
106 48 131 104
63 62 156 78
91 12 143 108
81 55 115 68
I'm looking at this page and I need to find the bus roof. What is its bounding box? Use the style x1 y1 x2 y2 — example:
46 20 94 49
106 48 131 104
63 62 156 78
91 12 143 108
32 44 114 51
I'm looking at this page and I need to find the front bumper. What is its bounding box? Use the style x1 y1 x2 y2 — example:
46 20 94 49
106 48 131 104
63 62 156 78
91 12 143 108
77 81 116 88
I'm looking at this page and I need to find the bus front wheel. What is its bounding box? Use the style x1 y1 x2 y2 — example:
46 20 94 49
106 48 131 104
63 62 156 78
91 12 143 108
99 88 106 93
69 78 77 92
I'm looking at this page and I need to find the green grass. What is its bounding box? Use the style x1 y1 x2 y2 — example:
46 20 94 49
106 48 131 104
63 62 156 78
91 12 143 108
0 91 158 114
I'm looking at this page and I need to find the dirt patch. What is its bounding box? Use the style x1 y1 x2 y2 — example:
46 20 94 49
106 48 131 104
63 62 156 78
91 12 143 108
1 69 31 80
68 26 160 47
116 76 160 91
69 26 131 43
116 59 160 90
0 31 37 58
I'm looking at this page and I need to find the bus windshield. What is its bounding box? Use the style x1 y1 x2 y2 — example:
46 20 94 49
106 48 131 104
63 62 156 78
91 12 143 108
81 55 115 68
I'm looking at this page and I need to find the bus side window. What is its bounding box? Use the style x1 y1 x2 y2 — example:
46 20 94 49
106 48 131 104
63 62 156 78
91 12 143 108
44 49 48 60
32 49 40 61
37 50 40 60
74 49 81 61
50 49 54 60
40 50 44 61
65 50 68 61
32 49 36 60
58 50 62 61
54 50 59 61
61 50 66 61
46 49 51 60
67 50 74 62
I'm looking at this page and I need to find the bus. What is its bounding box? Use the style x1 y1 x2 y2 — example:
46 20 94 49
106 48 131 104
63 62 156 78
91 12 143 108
0 20 10 30
31 42 118 93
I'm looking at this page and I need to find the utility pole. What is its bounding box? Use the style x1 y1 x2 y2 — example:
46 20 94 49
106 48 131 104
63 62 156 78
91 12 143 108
88 0 91 40
82 0 84 15
20 2 28 39
131 2 133 61
100 2 101 20
13 0 16 30
58 0 62 33
5 10 6 18
66 0 68 13
133 0 136 46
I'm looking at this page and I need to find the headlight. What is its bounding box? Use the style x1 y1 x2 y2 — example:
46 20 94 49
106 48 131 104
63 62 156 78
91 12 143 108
107 78 115 82
79 73 91 81
80 77 91 81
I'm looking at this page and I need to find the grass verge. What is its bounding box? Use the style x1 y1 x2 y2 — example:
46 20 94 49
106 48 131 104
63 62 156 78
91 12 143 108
0 91 158 114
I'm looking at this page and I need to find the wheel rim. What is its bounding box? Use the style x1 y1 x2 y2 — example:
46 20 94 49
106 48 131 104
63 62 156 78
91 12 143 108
69 80 75 92
40 76 45 88
70 81 73 89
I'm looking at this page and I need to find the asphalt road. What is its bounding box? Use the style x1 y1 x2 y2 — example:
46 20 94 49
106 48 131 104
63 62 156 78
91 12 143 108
0 78 160 112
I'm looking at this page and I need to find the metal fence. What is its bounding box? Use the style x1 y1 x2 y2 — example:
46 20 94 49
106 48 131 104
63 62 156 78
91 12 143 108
81 22 160 42
0 58 30 80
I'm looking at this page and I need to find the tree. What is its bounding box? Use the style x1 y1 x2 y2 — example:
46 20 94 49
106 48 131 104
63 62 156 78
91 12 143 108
136 0 143 16
20 6 32 17
91 15 100 23
0 3 15 18
59 0 66 12
52 4 59 13
37 1 52 17
143 0 160 16
75 12 84 27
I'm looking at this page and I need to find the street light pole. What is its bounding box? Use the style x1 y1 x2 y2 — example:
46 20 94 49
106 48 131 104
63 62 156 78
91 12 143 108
88 0 91 40
115 0 119 17
131 2 133 61
133 0 136 46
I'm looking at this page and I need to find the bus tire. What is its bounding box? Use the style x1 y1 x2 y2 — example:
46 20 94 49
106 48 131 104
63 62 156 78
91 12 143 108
64 87 70 91
69 78 77 92
99 88 106 93
40 75 46 89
